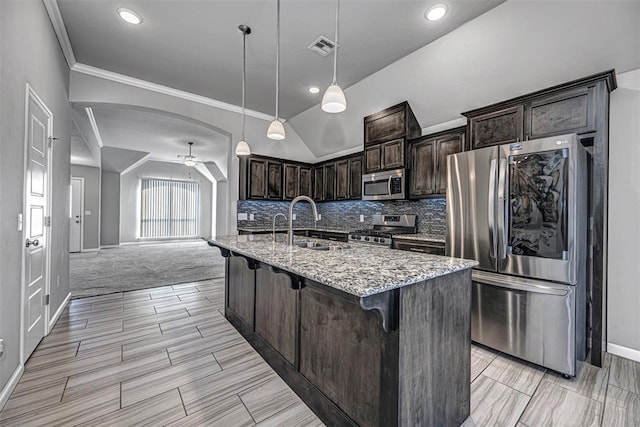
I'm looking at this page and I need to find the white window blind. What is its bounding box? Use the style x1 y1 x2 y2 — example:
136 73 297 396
140 178 200 238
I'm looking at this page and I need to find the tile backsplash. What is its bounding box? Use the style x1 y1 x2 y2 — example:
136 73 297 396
237 198 446 236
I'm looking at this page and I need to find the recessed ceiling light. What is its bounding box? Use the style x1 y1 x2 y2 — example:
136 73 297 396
309 86 320 94
425 4 448 21
117 8 142 25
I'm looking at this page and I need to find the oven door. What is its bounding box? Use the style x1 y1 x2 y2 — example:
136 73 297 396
362 169 405 200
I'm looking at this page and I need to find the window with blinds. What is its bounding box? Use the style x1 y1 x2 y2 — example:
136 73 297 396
140 178 200 238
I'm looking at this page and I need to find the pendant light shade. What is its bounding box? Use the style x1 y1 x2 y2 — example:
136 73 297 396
235 140 251 156
322 0 346 113
267 119 286 140
267 0 285 140
321 84 347 113
236 24 252 156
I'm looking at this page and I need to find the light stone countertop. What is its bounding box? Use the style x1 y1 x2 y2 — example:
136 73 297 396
208 234 477 298
393 233 446 244
237 227 352 234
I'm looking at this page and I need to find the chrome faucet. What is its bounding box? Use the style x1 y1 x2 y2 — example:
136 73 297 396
288 196 320 246
272 213 287 242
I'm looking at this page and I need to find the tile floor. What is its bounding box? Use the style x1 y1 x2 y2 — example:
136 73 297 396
1 279 639 426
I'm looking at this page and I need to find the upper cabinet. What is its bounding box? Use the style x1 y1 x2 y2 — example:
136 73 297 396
348 156 362 199
464 75 603 150
408 126 465 198
363 102 421 174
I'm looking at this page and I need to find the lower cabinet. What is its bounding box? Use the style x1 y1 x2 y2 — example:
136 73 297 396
392 239 445 256
227 256 255 326
255 266 297 364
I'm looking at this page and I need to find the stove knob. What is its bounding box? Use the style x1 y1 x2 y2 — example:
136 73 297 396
379 238 386 244
364 237 370 241
350 235 356 239
373 238 379 243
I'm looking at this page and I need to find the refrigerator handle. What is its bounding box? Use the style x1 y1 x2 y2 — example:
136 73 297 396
488 159 497 259
497 158 508 259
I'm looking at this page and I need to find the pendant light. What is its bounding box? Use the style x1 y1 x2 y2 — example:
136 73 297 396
267 0 286 140
236 24 252 156
322 0 346 113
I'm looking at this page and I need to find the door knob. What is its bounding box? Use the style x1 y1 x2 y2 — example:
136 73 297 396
25 238 39 248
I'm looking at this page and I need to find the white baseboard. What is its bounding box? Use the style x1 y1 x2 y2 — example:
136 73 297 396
49 292 70 331
607 343 640 363
0 364 24 411
81 248 100 253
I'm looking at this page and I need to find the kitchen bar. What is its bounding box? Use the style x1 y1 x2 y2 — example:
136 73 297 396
208 234 477 426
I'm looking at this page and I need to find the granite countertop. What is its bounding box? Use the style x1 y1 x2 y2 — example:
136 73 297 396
393 233 446 244
237 227 352 234
208 234 477 298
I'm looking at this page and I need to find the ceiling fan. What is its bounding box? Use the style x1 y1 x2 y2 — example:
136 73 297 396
177 142 198 166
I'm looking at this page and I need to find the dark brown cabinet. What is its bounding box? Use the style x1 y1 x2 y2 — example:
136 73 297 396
408 127 465 198
335 160 349 200
248 158 267 199
365 138 406 173
313 167 324 201
348 156 362 199
245 158 283 200
283 164 298 200
364 101 421 146
364 145 382 173
267 161 282 199
299 166 313 198
468 105 524 149
323 163 336 200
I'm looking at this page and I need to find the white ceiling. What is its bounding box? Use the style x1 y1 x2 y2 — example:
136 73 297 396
57 0 505 119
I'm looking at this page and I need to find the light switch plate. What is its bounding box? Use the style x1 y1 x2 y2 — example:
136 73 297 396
237 213 248 221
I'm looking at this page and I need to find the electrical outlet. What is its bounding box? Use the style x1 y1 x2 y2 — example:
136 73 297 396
0 339 5 359
249 213 255 221
237 213 248 221
292 214 297 220
317 214 322 220
360 214 364 222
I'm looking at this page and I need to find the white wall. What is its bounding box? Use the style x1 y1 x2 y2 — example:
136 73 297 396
69 71 319 235
70 165 100 250
607 69 640 360
100 170 120 246
0 0 71 398
119 161 213 243
289 0 640 158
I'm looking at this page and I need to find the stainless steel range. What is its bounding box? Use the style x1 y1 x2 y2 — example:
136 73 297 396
348 214 417 247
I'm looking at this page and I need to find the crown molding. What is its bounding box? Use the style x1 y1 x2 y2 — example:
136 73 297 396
43 0 76 68
120 153 151 176
85 107 104 148
71 63 276 122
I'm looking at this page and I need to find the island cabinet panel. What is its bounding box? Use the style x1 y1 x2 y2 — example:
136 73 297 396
399 269 471 427
348 156 362 199
299 166 313 198
226 256 255 326
255 267 297 364
469 105 524 149
526 85 596 139
313 167 324 201
299 285 392 427
283 164 299 200
335 160 349 200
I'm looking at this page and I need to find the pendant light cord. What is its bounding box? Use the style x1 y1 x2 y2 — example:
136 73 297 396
241 30 247 141
275 0 280 121
332 0 339 85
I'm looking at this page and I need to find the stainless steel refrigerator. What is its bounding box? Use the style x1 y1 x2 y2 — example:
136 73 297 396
446 134 587 376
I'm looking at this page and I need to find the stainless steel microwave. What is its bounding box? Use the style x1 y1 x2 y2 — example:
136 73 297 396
362 168 405 201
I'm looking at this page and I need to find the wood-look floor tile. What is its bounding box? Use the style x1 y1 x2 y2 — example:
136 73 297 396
26 342 80 369
483 354 545 395
609 353 640 394
255 401 324 427
59 305 125 323
166 327 243 364
121 327 202 360
160 310 225 332
63 351 171 401
122 308 190 330
153 298 217 314
38 322 124 349
519 380 603 427
178 290 222 303
18 347 122 386
602 385 640 427
179 358 275 415
171 282 202 290
121 353 221 407
470 374 530 427
0 378 67 421
48 319 88 334
214 341 263 370
165 395 254 427
149 287 199 299
196 282 224 292
240 376 301 423
543 361 609 402
72 292 124 305
83 305 157 327
78 388 186 427
77 324 161 355
471 348 495 382
0 384 120 426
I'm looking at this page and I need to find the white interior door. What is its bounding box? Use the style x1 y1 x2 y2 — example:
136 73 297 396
23 87 52 360
69 178 83 252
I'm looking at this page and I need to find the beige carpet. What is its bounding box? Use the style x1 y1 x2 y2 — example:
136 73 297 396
70 240 226 298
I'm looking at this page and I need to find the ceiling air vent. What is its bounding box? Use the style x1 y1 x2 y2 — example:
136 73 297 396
308 36 336 57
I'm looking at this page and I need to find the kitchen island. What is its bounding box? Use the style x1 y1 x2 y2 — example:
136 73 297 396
208 234 477 427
